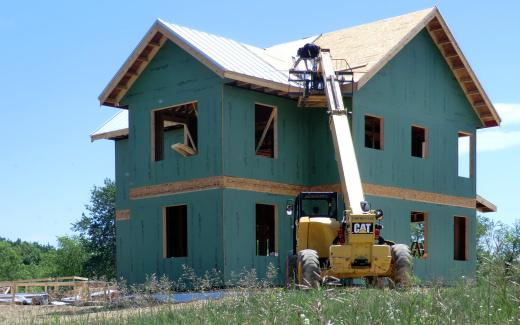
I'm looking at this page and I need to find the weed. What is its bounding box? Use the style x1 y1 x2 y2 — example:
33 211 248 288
10 259 520 324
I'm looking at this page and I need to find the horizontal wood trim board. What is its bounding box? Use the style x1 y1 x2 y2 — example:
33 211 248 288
129 176 474 209
115 209 131 221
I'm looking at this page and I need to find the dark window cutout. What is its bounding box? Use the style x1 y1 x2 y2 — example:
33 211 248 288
154 102 198 161
454 216 467 261
165 205 188 258
411 126 427 158
410 212 427 258
365 115 383 150
255 104 276 158
256 204 276 256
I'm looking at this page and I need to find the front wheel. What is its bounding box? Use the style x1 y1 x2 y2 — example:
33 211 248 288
390 244 412 287
366 276 385 288
297 249 321 289
286 253 297 287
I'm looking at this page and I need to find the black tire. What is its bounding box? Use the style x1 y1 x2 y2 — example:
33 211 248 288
286 253 297 287
391 244 412 287
297 249 321 289
366 276 385 289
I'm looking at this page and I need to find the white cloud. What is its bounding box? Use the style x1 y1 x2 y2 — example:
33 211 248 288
477 129 520 152
494 103 520 126
472 103 520 153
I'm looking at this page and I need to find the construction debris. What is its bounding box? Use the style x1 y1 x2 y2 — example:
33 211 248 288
0 276 116 305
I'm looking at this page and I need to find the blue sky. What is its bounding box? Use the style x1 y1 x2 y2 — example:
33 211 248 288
0 0 518 245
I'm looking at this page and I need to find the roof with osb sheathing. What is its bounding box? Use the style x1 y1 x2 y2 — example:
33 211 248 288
93 7 499 142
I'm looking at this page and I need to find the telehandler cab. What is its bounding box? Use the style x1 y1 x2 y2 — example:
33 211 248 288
286 44 411 288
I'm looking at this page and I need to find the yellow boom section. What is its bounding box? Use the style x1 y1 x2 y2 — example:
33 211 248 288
320 50 365 214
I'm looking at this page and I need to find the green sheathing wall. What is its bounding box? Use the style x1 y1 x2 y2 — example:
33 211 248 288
121 40 223 187
114 40 224 282
352 29 480 282
219 189 475 284
367 195 476 283
115 139 130 280
115 139 131 211
222 86 351 186
354 29 481 197
219 29 480 282
113 29 481 283
222 189 293 284
116 190 223 284
222 86 311 184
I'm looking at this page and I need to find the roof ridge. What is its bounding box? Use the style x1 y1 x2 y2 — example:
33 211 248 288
320 7 436 37
234 42 290 79
263 8 434 54
160 20 289 79
159 19 264 51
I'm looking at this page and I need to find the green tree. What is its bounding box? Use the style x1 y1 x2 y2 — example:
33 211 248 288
477 215 520 275
0 241 23 280
54 236 89 277
73 179 116 279
476 214 494 262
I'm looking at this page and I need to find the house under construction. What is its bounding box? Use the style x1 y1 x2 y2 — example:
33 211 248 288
92 7 498 284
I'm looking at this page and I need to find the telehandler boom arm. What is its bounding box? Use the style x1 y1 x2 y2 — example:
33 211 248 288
319 50 364 214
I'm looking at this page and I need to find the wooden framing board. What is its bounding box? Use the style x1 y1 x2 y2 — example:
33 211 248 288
116 209 130 221
476 194 497 212
0 276 108 304
101 28 167 106
129 176 476 209
426 15 500 127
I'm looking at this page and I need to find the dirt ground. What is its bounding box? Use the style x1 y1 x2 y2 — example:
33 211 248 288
0 302 202 324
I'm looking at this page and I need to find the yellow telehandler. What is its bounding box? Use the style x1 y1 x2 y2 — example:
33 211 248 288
287 44 411 288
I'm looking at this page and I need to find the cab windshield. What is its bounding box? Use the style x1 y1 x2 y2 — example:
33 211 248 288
299 193 337 219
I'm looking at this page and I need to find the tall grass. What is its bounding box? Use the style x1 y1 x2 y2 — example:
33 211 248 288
30 260 520 324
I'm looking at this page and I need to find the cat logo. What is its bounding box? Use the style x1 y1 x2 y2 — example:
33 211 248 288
352 222 373 234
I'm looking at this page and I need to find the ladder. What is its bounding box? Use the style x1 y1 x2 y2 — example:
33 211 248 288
319 50 365 214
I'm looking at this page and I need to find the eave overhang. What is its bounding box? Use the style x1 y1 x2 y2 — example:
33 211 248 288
98 8 500 128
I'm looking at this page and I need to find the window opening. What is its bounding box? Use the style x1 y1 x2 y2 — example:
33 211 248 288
411 126 427 158
165 205 188 258
364 115 383 150
255 104 276 158
153 102 198 161
256 204 276 256
458 132 471 178
454 216 467 260
410 211 427 258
